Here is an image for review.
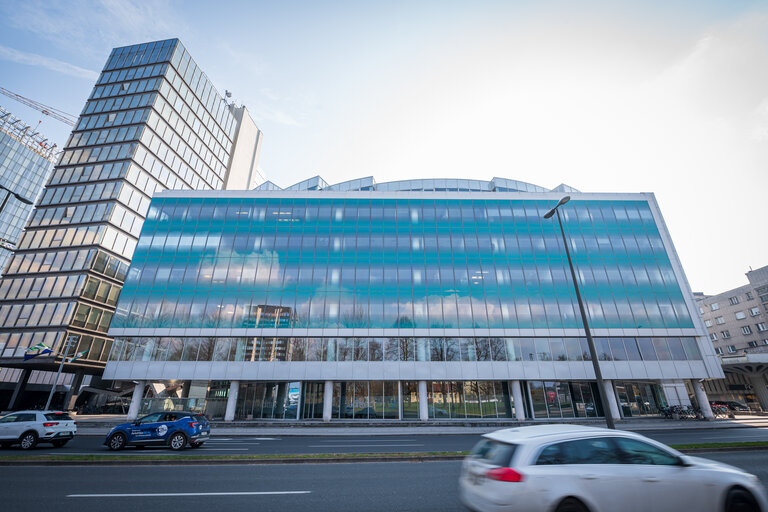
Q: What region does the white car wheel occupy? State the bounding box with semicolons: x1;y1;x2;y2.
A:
19;432;38;450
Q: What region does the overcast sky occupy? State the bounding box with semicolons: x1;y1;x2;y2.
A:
0;0;766;295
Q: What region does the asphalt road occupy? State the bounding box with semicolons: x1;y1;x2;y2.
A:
0;427;766;456
1;452;767;512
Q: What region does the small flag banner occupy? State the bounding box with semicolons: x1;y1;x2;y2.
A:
67;350;88;363
24;348;52;360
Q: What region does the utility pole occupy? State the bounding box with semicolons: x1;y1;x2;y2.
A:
544;197;616;429
44;335;77;411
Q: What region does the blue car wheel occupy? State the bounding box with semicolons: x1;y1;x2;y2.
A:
168;431;187;451
108;432;127;451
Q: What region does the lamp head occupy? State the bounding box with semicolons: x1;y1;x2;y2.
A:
543;196;571;219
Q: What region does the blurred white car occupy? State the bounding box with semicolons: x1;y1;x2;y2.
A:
0;410;77;449
459;424;766;512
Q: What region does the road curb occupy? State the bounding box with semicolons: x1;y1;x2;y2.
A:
1;446;767;466
676;445;768;453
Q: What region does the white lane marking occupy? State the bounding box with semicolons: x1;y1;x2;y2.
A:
205;442;261;445
208;438;280;441
63;449;251;455
307;444;424;448
67;491;311;498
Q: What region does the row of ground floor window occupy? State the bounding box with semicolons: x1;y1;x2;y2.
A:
130;379;708;421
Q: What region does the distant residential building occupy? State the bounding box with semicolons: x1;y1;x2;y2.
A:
0;38;263;411
0;106;57;274
696;264;768;411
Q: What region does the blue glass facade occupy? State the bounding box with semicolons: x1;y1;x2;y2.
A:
113;196;693;331
105;181;723;421
0;107;56;274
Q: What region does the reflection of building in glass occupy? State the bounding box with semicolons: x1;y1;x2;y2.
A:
0;39;263;411
246;305;292;328
106;176;723;421
0;106;57;274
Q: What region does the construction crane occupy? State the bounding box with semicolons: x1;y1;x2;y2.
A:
0;87;77;127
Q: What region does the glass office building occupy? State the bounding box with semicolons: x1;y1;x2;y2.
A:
105;176;723;421
0;39;262;411
0;106;57;275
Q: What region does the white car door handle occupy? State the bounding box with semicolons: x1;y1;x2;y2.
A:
642;477;660;483
580;474;599;480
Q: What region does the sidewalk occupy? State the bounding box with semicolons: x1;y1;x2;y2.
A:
70;414;768;437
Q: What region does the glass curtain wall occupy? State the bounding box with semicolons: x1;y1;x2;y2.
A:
427;381;512;419
235;382;298;419
114;197;697;333
528;381;603;419
614;381;666;417
301;382;325;419
332;381;399;419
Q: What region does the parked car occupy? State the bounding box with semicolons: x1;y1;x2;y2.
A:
0;410;77;449
459;424;767;512
710;400;751;412
104;411;210;451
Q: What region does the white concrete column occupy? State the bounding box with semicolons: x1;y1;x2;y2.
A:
322;381;334;422
510;380;526;420
64;370;85;411
126;380;146;421
691;380;714;420
602;380;622;421
751;376;768;412
418;380;429;421
224;380;239;422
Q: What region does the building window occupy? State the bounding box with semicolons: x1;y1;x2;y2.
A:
715;316;725;325
704;319;713;327
715;347;724;355
758;322;767;332
727;345;737;353
748;341;758;348
735;311;746;320
721;330;731;339
711;303;720;311
746;292;754;300
763;339;768;345
742;326;753;335
698;307;704;315
729;296;740;305
709;332;718;341
751;307;761;317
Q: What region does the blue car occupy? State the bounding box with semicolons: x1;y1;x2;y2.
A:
104;411;211;451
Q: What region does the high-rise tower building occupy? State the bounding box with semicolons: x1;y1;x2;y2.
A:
0;106;57;274
0;39;263;409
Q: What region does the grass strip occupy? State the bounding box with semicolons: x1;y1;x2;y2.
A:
0;450;472;463
670;441;768;450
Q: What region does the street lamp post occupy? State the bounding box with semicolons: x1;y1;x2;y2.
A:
44;335;77;411
544;196;616;429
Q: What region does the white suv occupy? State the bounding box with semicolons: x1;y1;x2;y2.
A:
0;411;77;450
460;424;767;512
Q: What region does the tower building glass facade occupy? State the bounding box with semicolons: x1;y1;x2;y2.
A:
0;106;57;274
0;39;262;381
105;176;724;421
